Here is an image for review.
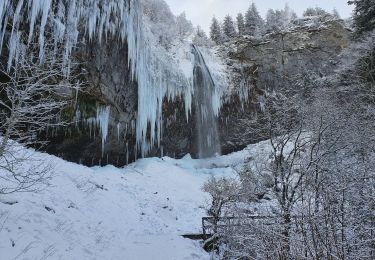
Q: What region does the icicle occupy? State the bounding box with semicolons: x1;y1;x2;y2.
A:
258;95;266;112
6;0;24;70
125;142;129;165
0;15;8;54
117;123;121;142
96;106;111;157
38;0;52;62
0;0;9;27
7;31;21;71
74;108;81;127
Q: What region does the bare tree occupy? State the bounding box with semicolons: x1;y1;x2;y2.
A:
0;44;80;194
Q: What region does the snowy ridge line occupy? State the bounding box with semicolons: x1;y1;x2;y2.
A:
0;0;228;158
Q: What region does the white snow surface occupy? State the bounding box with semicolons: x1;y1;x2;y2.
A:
0;141;272;259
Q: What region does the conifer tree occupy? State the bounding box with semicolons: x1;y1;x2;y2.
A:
265;9;278;33
210;17;223;44
245;3;264;36
193;26;211;47
176;12;193;40
349;0;375;37
303;7;329;17
237;13;246;36
222;15;237;39
265;5;297;33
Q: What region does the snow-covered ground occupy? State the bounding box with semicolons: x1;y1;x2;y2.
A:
0;141;273;260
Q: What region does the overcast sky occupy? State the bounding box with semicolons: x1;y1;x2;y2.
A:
164;0;353;32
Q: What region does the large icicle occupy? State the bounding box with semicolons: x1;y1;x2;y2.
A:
96;106;111;156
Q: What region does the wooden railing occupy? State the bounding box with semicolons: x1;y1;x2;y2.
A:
202;215;302;235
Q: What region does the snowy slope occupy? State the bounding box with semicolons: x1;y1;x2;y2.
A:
0;143;261;260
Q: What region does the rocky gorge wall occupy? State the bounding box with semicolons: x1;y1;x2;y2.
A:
219;18;351;153
43;18;352;166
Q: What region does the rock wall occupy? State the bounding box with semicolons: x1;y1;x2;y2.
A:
219;19;351;153
44;19;352;165
44;40;139;166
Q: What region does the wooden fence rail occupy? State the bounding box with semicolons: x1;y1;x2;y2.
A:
202;215;303;235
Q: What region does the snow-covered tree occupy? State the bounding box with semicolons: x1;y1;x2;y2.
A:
0;41;80;194
210;17;223;44
193;26;211;47
143;0;177;47
265;9;278;33
245;3;264;36
176;12;194;40
303;7;317;17
265;9;285;32
303;7;330;17
349;0;375;36
222;15;237;40
265;5;297;33
236;13;246;36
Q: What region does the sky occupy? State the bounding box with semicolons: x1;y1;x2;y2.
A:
164;0;354;33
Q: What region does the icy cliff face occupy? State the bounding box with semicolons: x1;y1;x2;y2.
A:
0;0;228;158
218;19;351;154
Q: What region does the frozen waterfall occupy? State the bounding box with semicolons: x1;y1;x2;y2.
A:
0;0;227;159
192;45;221;158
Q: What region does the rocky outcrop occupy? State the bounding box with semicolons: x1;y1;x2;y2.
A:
219;18;351;153
44;40;139;166
44;18;352;165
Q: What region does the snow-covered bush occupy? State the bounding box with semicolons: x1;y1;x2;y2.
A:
203;177;239;225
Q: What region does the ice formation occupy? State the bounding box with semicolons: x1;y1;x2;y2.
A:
0;0;227;158
96;106;111;156
192;45;221;158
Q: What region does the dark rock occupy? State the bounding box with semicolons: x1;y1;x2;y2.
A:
45;206;55;214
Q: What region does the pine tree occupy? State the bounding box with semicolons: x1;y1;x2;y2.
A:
176;12;193;40
222;15;237;39
210;17;223;44
265;5;296;33
245;3;264;36
349;0;375;37
237;13;246;36
265;9;279;33
303;7;329;17
303;7;317;17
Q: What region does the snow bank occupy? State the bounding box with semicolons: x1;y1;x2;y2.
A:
0;141;264;259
